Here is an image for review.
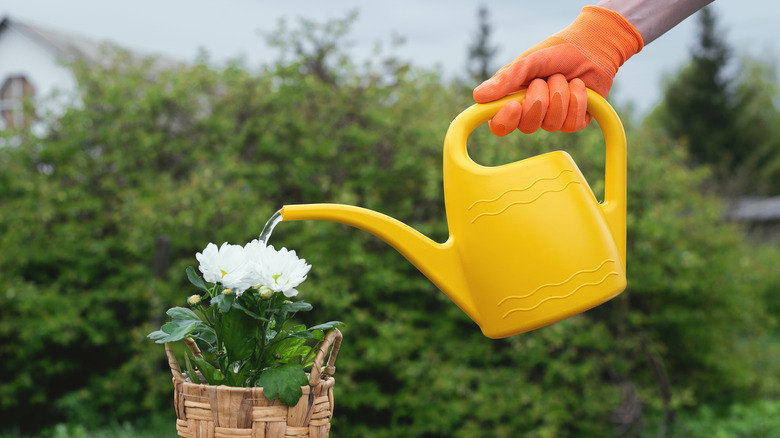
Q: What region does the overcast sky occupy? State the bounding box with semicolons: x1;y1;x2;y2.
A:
2;0;779;116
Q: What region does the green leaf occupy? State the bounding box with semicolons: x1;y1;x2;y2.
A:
166;307;202;323
193;325;217;346
264;335;308;365
225;360;255;387
281;301;313;313
255;363;308;406
221;309;256;362
232;301;268;321
210;293;235;313
147;330;168;341
186;266;210;293
290;330;315;339
182;351;203;383
152;321;201;343
306;321;344;332
191;355;225;385
302;346;318;369
281;320;301;331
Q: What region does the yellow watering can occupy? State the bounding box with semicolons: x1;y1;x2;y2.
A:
281;89;627;339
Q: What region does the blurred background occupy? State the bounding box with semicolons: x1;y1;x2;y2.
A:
1;1;780;437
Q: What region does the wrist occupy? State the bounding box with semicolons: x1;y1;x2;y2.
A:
557;6;644;75
598;0;714;44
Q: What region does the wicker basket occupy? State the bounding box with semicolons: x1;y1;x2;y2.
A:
165;329;342;438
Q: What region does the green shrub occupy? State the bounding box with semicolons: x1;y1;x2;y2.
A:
675;399;780;438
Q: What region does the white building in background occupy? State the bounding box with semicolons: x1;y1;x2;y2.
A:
0;15;114;130
0;15;179;131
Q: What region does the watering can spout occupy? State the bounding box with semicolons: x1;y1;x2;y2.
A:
280;204;478;320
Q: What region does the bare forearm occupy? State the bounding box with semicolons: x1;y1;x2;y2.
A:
597;0;715;44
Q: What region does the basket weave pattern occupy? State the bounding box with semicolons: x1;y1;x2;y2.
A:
165;329;342;438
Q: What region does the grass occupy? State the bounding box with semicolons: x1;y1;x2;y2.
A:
5;399;780;437
0;414;178;438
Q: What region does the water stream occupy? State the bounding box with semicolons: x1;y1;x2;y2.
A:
259;209;283;245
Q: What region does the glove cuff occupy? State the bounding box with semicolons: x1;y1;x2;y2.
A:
556;6;644;76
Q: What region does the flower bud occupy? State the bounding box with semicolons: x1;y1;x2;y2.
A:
222;289;233;295
257;285;273;300
187;295;202;306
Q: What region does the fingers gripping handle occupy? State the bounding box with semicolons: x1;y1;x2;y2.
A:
445;89;627;263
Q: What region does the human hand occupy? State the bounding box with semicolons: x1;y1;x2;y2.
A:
473;6;643;135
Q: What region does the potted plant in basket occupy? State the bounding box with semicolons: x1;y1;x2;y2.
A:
149;239;343;437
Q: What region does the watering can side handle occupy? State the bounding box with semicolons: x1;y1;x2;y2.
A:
444;89;627;264
584;89;627;264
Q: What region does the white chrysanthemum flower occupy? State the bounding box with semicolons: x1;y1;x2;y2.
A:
244;238;268;260
195;242;253;294
243;239;269;287
196;243;223;284
256;245;311;297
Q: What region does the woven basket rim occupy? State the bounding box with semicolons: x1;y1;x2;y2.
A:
175;374;335;394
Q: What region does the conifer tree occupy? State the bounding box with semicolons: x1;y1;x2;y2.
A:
467;5;498;83
657;7;737;170
653;6;780;194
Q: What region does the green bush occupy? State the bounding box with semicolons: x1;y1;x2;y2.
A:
675;399;780;438
0;413;176;438
1;16;779;437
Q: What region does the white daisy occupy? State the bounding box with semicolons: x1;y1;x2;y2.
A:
243;239;269;287
195;242;253;294
256;245;311;297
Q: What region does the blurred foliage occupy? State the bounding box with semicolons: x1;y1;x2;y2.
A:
673;399;780;438
650;6;780;195
1;12;780;438
0;413;175;438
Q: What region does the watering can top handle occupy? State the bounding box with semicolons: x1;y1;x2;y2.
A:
446;88;626;162
446;88;624;140
445;88;627;207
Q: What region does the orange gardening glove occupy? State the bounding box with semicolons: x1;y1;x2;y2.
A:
473;6;644;135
